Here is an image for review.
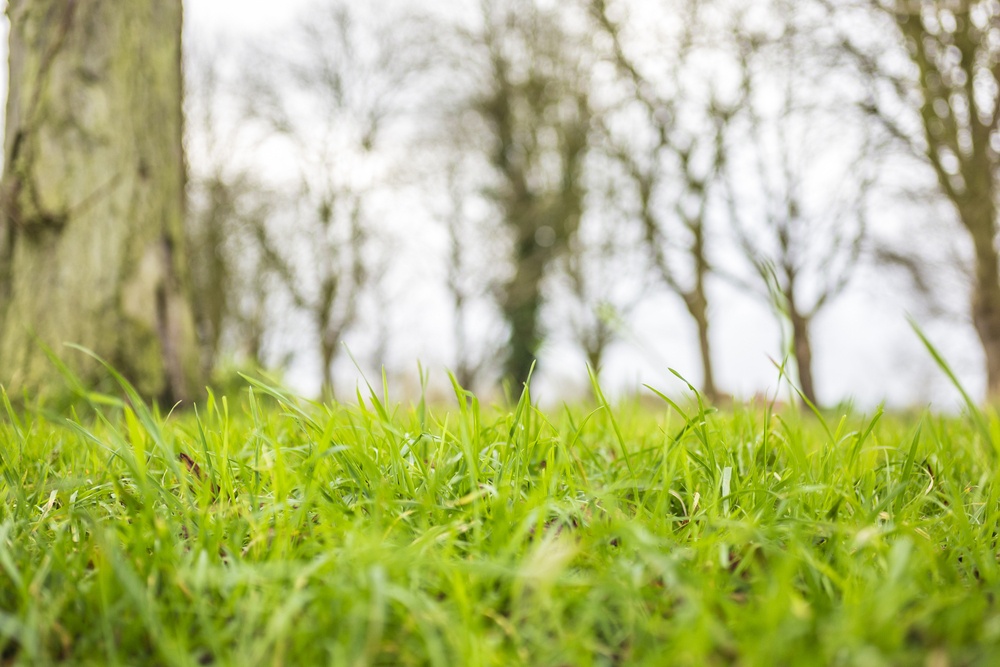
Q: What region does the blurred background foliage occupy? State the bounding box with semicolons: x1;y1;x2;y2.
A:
20;0;999;407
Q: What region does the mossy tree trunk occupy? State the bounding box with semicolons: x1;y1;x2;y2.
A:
0;0;201;403
894;6;1000;400
472;2;592;389
501;227;549;387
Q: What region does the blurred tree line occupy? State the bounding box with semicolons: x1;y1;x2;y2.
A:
3;0;996;406
182;0;1000;405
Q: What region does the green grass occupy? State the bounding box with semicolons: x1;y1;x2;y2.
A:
1;374;1000;666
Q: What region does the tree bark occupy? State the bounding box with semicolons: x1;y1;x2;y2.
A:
0;0;201;403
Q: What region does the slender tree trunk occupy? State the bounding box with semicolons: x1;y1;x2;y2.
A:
320;334;337;401
962;197;1000;401
501;241;545;388
0;0;201;403
694;224;718;402
695;313;718;404
682;291;719;403
683;222;720;402
788;308;818;407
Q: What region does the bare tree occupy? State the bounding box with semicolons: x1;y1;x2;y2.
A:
451;0;596;388
829;0;1000;399
589;0;741;402
720;0;876;407
238;1;423;398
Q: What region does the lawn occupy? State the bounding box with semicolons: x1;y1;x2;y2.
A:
1;372;999;666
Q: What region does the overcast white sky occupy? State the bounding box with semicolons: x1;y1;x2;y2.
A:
176;2;984;409
187;0;314;38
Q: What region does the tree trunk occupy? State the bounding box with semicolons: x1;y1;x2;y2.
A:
0;1;201;403
501;240;545;388
887;10;1000;402
789;308;818;407
686;221;720;402
681;290;719;403
694;311;719;404
962;197;1000;401
320;324;337;400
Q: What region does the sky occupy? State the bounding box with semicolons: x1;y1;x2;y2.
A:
186;1;316;37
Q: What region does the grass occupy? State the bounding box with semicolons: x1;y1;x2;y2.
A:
1;372;1000;666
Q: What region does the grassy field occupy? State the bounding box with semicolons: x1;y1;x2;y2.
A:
1;371;999;666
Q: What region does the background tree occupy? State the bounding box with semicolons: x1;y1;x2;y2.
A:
590;0;739;401
553;157;646;379
0;0;201;402
454;0;596;388
721;1;876;406
238;0;423;398
830;0;1000;398
185;41;273;375
435;157;505;391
